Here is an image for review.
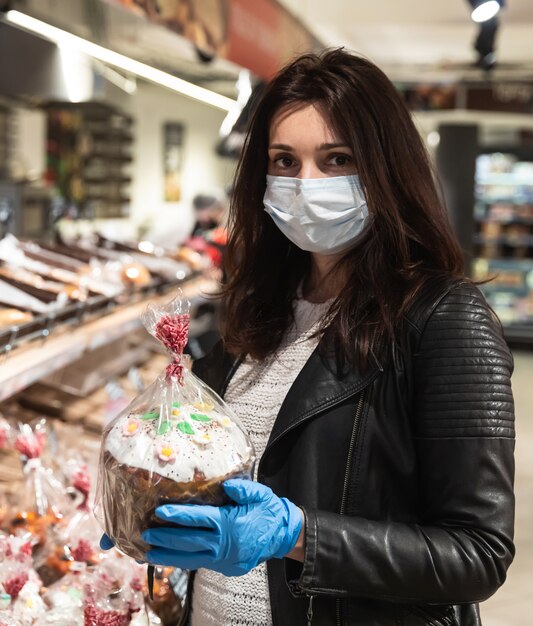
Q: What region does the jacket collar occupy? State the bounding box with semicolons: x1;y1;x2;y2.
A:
266;335;383;450
199;333;383;451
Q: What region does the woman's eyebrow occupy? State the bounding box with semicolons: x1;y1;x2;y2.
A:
318;142;350;150
269;142;350;151
269;143;293;150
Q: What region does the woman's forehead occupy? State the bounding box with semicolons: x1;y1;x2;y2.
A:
269;103;342;145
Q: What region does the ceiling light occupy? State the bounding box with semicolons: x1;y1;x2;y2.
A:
427;131;440;148
4;10;237;111
469;1;503;23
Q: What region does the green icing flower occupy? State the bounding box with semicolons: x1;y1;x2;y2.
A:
191;413;211;423
157;421;172;436
141;411;159;421
177;422;195;435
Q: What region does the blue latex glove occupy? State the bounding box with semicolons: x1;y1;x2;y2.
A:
142;479;303;576
99;534;115;550
99;533;146;564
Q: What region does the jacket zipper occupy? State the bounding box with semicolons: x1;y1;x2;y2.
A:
336;390;366;626
307;594;314;626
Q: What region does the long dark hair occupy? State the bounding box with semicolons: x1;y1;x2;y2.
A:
221;48;464;366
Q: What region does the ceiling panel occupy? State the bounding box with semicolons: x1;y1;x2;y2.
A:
279;0;533;79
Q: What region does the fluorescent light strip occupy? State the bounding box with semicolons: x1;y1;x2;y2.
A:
5;10;237;111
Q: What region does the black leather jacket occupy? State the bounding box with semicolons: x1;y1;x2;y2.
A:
183;279;515;626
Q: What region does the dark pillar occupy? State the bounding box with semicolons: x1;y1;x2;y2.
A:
435;123;478;276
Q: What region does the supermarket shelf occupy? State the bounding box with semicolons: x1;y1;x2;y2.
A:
86;153;133;163
0;275;217;402
473;234;533;246
474;216;533;225
503;324;533;344
476;197;533;206
477;174;533;186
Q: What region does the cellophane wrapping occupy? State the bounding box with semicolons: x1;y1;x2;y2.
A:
0;534;45;625
95;293;255;561
35;461;102;586
8;422;71;548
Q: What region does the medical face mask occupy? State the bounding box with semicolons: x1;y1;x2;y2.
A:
263;175;370;255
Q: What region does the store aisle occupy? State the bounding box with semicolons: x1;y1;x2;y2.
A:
482;350;533;626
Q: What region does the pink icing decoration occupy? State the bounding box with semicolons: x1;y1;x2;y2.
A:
14;431;46;459
73;465;91;511
156;442;177;463
71;538;93;563
84;603;132;626
122;419;140;437
17;542;32;562
155;313;190;385
3;572;29;599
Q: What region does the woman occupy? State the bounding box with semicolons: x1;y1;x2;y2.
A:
141;49;515;625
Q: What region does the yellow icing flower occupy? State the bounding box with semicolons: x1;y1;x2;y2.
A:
193;432;213;445
194;401;214;412
123;419;140;437
156;442;177;463
172;408;181;417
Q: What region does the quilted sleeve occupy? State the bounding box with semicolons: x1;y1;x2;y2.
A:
411;281;515;599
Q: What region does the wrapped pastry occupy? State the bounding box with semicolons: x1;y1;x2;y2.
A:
40;555;146;626
36;463;101;586
9;423;71;547
0;308;33;330
83;557;145;626
0;534;45;625
96;293;255;562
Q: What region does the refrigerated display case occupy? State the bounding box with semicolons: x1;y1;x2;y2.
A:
473;150;533;342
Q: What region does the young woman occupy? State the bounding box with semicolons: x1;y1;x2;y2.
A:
141;49;515;625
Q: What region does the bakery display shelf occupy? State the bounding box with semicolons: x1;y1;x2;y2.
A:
477;174;533;186
474;234;533;246
476;196;533;204
0;294;113;354
475;215;533;225
83;175;132;184
474;256;533;343
502;323;533;344
40;343;151;398
87;129;134;142
83;193;131;203
85;152;133;163
0;274;217;403
0;272;180;356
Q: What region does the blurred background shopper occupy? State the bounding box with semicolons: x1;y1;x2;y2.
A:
140;49;515;626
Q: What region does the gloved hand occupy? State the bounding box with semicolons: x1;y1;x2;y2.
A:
99;534;114;550
99;533;146;564
142;479;303;576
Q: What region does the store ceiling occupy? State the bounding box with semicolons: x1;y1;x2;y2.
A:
278;0;533;81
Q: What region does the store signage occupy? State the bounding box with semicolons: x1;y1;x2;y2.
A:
398;81;533;114
111;0;318;80
226;0;280;79
466;83;533;114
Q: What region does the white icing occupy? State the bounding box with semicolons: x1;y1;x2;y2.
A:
104;405;253;483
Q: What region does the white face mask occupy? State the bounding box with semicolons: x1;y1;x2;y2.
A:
263;175;370;255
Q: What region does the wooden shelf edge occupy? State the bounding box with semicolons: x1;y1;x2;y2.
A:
0;276;217;402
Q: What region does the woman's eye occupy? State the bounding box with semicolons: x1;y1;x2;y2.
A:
274;156;296;169
327;154;352;167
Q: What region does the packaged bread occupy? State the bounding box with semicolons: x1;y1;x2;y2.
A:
95;293;255;562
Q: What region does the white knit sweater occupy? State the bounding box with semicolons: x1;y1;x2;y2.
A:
190;296;331;626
